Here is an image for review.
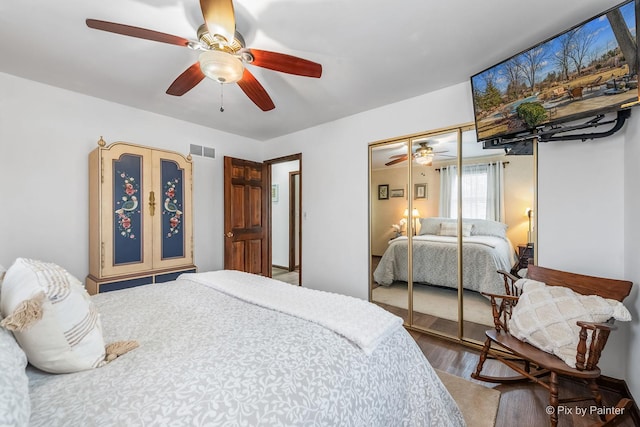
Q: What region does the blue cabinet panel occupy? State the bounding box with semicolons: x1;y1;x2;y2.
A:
113;154;144;265
156;269;196;283
160;159;186;260
100;276;153;293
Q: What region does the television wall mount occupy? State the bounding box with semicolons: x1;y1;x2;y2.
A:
483;108;633;153
536;108;631;142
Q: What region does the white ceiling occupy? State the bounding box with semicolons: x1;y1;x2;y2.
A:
0;0;623;141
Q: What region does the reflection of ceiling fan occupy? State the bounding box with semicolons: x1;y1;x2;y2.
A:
385;142;453;166
86;0;322;111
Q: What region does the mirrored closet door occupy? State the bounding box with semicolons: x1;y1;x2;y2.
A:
409;129;460;339
369;139;411;324
458;129;536;343
369;123;536;343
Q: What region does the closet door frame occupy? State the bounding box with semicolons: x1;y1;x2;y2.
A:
368;122;537;346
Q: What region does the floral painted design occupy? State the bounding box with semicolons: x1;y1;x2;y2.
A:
163;178;182;238
115;171;139;239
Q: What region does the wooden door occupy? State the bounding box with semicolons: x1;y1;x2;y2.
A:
223;156;269;275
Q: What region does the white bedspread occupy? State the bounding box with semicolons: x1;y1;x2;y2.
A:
180;270;403;355
373;234;516;295
26;272;465;427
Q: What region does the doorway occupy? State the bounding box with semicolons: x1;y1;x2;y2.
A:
266;154;302;285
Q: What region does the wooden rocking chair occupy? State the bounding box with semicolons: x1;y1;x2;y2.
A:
472;265;634;426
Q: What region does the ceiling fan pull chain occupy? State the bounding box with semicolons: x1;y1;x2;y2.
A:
219;83;225;112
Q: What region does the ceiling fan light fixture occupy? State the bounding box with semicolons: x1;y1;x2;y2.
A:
415;153;434;165
199;50;244;83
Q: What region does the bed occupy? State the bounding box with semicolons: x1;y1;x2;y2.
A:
0;260;465;427
373;217;517;296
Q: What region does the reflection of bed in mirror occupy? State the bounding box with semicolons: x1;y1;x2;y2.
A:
373;217;517;296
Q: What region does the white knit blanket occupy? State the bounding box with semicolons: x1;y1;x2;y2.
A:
178;270;403;355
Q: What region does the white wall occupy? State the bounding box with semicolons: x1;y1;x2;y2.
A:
263;82;475;298
537;136;626;274
623;111;640;403
0;72;263;280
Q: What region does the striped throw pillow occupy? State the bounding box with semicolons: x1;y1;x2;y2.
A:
0;258;106;373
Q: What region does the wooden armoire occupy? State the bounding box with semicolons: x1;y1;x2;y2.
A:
86;138;195;294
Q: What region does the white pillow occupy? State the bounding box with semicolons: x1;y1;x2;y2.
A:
418;217;445;235
468;219;508;239
509;279;631;368
0;319;30;427
438;222;473;237
0;258;106;373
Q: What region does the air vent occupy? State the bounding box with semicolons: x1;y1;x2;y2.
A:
189;144;215;159
203;147;215;158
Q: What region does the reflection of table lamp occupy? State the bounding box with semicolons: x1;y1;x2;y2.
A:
526;208;533;244
403;208;421;235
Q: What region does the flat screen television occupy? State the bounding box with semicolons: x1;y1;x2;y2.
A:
471;0;638;143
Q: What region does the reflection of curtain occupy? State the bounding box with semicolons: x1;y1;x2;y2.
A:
486;161;505;222
440;162;505;221
439;165;456;217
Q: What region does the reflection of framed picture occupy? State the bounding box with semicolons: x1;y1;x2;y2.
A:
390;188;404;198
378;184;389;200
271;184;279;202
414;183;427;199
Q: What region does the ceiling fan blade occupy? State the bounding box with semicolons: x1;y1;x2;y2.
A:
237;69;275;111
385;156;408;166
86;19;190;47
248;49;322;78
200;0;236;45
389;154;407;159
166;63;206;96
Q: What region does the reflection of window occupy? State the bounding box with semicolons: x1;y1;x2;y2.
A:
440;162;504;221
450;164;489;219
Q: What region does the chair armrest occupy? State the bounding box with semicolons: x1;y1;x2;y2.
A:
576;320;617;332
575;320;617;370
497;269;519;282
480;293;520;331
480;292;519;302
496;270;521;295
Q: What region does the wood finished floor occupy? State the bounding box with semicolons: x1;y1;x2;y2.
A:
411;330;635;427
272;267;300;285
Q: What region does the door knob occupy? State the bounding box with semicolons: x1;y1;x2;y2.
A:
225;231;234;238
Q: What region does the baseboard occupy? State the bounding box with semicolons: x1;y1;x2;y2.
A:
596;376;640;426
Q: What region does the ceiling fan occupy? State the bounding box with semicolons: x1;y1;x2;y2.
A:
86;0;322;111
385;141;453;166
